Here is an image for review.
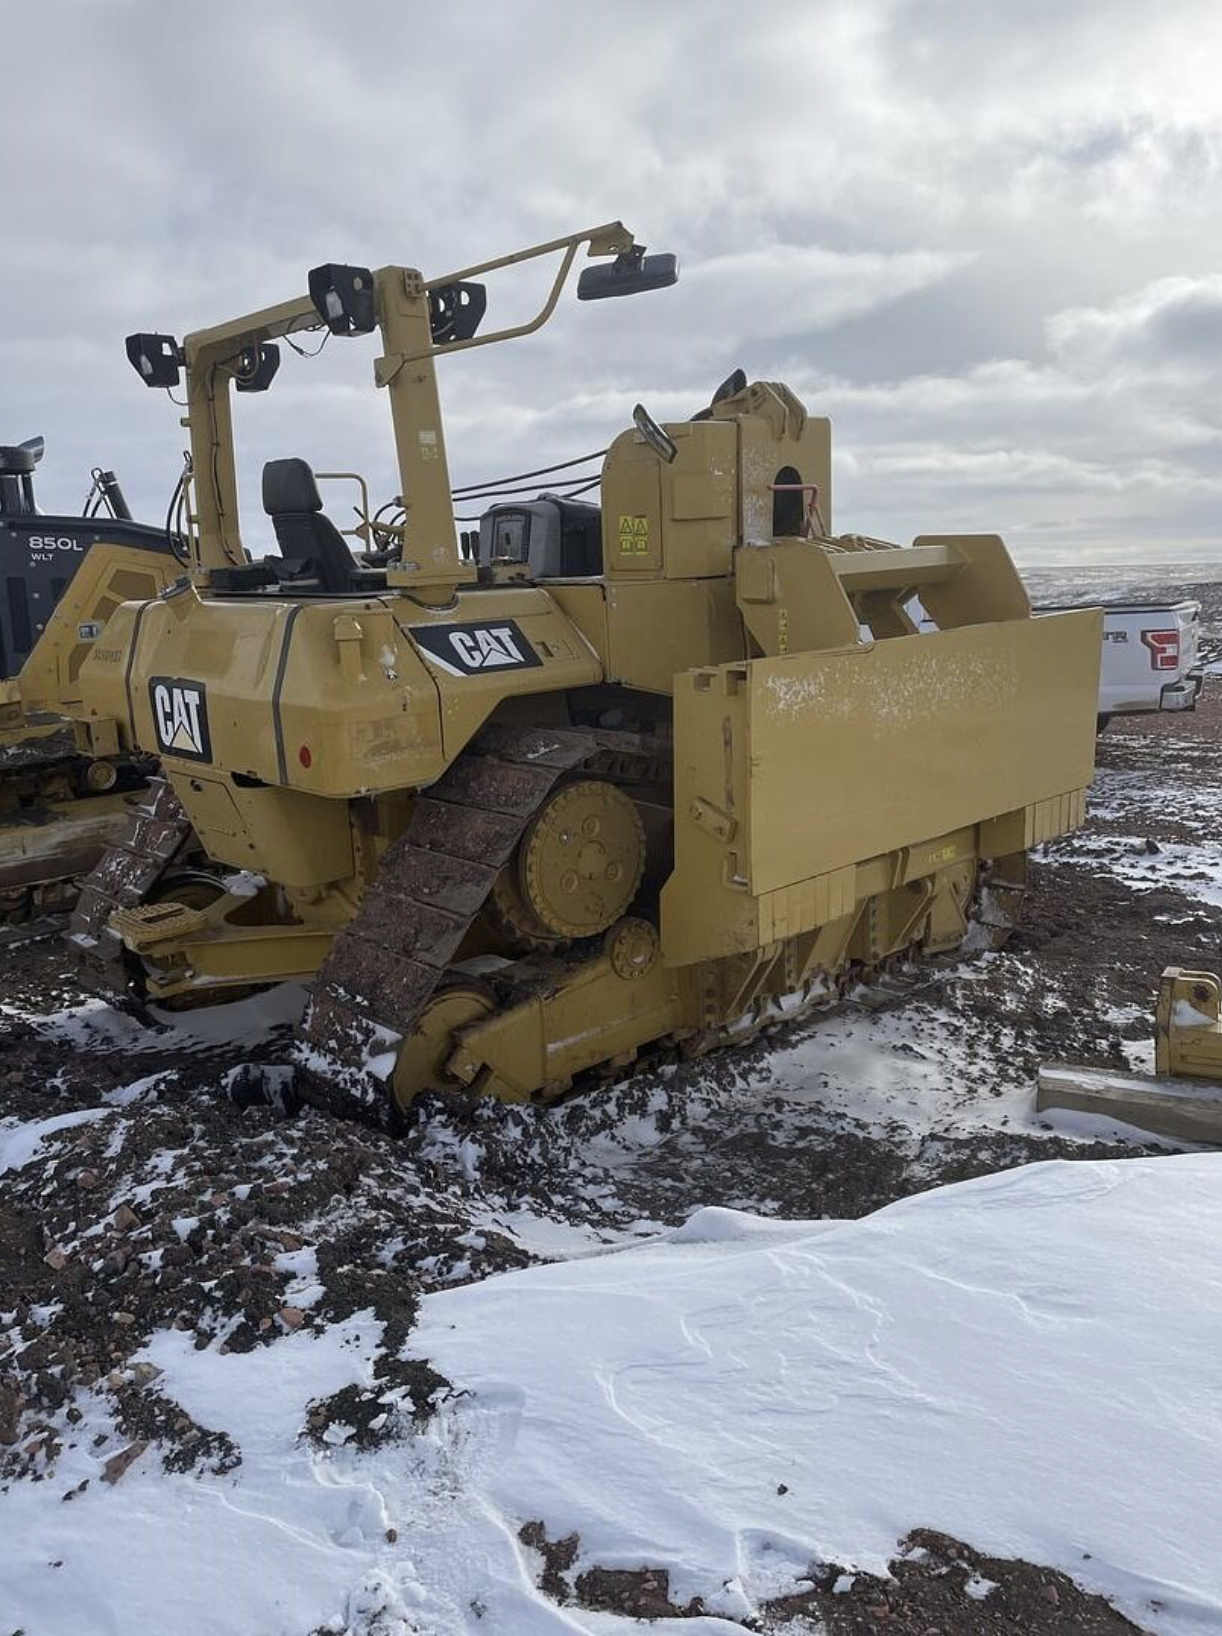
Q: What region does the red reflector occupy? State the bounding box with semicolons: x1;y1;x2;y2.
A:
1140;629;1180;671
298;745;313;768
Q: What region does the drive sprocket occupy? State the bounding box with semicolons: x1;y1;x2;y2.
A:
518;779;645;941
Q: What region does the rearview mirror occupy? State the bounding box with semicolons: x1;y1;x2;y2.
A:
632;403;678;464
578;248;679;302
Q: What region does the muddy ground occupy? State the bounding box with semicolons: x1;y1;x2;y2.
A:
1;571;1219;1634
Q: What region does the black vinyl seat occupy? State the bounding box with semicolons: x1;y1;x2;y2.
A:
262;458;361;594
206;459;389;597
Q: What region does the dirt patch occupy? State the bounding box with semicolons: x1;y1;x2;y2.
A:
519;1520;708;1619
111;1384;239;1477
765;1528;1150;1633
0;1076;535;1485
516;1521;1151;1632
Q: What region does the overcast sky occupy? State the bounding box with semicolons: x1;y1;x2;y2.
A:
4;0;1222;564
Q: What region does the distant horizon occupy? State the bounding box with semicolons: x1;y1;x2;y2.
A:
1020;557;1222;575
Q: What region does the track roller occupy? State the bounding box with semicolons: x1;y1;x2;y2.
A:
391;982;497;1114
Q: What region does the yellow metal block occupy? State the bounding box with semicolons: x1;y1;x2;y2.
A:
1157;968;1222;1081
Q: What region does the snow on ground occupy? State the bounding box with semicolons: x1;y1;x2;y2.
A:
0;1106;110;1174
0;982;307;1055
1044;712;1222;909
1048;832;1222;908
4;1153;1220;1635
1;1314;395;1636
408;1156;1222;1634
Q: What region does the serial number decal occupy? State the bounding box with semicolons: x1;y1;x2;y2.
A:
409;619;543;678
149;676;212;762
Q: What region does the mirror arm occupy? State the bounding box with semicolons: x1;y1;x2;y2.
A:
423;221;633;289
388;241;582;369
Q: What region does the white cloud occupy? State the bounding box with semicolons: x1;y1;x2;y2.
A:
681;244;973;343
2;0;1221;564
1049;275;1222;372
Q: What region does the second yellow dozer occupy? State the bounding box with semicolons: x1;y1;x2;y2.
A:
1;536;182;929
67;222;1102;1122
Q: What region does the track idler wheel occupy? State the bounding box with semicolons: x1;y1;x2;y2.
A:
391;982;496;1115
1;885;31;929
517;779;646;941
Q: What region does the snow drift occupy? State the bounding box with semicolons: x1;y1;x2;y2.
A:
3;1151;1219;1634
409;1152;1221;1633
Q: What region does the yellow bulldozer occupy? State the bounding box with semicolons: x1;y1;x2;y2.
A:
0;453;185;931
64;222;1102;1121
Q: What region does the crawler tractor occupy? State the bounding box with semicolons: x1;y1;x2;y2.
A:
0;436;177;676
0;444;183;928
68;223;1102;1119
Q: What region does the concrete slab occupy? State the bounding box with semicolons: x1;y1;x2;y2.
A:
1038;1061;1222;1145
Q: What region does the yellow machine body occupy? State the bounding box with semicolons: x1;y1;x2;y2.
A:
68;226;1102;1117
0;541;180;921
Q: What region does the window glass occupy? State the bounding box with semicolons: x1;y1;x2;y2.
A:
491;512;530;562
772;466;805;537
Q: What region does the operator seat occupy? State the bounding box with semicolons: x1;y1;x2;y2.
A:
262;458;359;594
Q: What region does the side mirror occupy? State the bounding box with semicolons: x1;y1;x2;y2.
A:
712;367;747;405
233;342;281;394
308;263;377;335
691;367;748;421
578;247;679;302
125;333;184;389
632;403;678;464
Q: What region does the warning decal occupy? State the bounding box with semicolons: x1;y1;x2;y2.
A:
617;514;650;554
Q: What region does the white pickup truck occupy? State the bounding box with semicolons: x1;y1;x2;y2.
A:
1041;599;1204;728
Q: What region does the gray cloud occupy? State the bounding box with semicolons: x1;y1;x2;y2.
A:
3;0;1221;564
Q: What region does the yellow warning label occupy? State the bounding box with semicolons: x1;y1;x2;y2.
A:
618;514;650;554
